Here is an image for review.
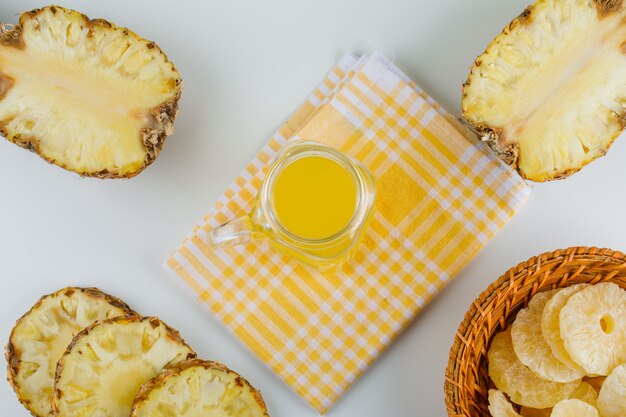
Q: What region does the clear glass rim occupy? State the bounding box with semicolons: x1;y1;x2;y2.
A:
260;141;370;245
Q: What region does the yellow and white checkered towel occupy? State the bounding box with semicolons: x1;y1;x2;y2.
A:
166;52;529;414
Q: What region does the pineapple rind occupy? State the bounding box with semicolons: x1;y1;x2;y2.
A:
5;287;135;417
131;359;269;417
0;6;181;178
51;316;195;417
463;0;626;181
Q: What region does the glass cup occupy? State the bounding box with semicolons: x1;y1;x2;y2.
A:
208;140;376;269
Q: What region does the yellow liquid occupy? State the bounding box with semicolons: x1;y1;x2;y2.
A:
272;155;358;240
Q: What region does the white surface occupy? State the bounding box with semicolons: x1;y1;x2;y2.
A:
1;1;625;416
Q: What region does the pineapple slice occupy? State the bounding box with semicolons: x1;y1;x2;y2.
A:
5;287;135;417
0;6;181;178
488;329;579;408
559;283;626;375
597;363;626;417
51;316;195;417
463;0;626;181
131;359;269;417
550;399;598;417
488;389;522;417
511;290;583;383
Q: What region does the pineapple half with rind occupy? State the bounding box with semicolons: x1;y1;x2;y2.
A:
5;287;135;417
51;316;195;417
462;0;626;181
131;359;269;417
0;5;181;178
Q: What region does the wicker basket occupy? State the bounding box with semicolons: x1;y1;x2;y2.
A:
444;246;626;417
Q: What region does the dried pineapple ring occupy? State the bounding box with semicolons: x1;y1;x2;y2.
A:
488;329;579;408
519;382;597;417
571;382;599;407
541;284;588;374
512;290;583;382
560;283;626;375
131;359;269;417
52;316;195;417
550;399;598;417
597;363;626;417
5;287;135;417
488;390;522;417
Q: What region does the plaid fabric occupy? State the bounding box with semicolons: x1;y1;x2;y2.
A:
166;52;529;414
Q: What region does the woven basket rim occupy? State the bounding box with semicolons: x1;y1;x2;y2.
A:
444;246;626;417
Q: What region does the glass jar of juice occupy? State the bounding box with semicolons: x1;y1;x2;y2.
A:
208;140;376;269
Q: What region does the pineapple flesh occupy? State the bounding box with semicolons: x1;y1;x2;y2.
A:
463;0;626;181
51;316;194;417
5;287;135;417
0;6;181;177
131;359;269;417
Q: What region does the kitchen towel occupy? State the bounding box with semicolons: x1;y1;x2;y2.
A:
166;52;530;414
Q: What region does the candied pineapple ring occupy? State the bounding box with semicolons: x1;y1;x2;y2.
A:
488;329;578;408
512;290;583;382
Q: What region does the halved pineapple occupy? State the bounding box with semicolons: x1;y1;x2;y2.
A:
0;6;181;177
51;316;195;417
463;0;626;181
5;287;135;417
131;359;269;417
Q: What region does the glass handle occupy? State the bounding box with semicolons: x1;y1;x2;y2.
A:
207;215;254;248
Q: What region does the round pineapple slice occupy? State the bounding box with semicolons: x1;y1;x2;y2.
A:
560;283;626;375
51;316;195;417
512;290;583;382
488;329;579;408
488;390;522;417
5;287;135;417
462;0;626;181
597;363;626;417
131;359;269;417
0;5;181;178
550;399;598;417
541;284;588;374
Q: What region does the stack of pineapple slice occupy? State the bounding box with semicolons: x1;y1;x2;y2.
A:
487;283;626;417
463;0;626;181
0;5;181;178
5;287;269;417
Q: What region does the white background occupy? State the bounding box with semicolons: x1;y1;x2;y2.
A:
1;1;625;416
